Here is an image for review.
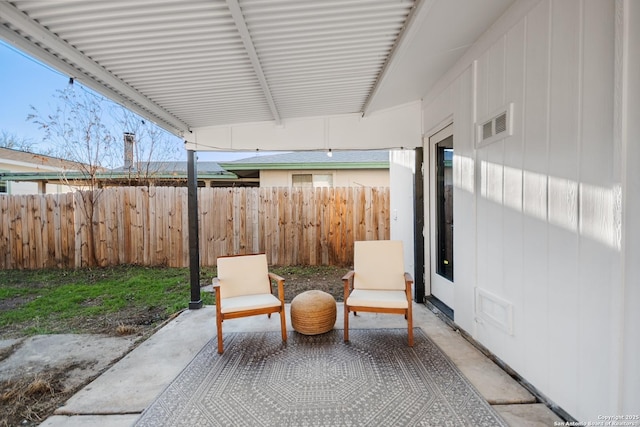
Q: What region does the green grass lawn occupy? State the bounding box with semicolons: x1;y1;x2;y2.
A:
0;266;217;337
0;264;345;338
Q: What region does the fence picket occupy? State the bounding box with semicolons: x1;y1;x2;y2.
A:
0;196;9;267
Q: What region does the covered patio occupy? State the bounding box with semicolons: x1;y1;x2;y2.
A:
0;0;482;307
42;302;560;426
2;0;639;425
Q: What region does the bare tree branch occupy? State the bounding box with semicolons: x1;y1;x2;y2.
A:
27;84;184;265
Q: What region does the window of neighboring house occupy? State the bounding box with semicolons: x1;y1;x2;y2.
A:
0;172;7;193
292;173;333;188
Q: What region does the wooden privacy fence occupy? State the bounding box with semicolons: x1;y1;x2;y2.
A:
0;186;390;270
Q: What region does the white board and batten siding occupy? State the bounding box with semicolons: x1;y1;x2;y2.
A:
389;149;416;276
422;0;637;421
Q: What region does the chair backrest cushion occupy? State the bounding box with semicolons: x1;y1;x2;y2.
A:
353;240;405;290
217;254;270;298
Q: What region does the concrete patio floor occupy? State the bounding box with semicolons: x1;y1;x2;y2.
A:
41;303;563;427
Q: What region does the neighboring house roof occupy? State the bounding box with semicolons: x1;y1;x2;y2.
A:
1;161;237;183
110;161;235;177
1;152;388;186
0;146;87;171
220;150;390;171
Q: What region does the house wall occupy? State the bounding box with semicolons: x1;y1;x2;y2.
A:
618;0;640;413
421;0;635;421
259;169;389;188
2;180;76;195
0;161;75;194
4;182;80;195
0;162;43;195
1;178;37;194
389;149;416;275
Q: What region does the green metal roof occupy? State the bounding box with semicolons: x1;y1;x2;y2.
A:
219;150;389;171
1;152;390;182
110;161;230;175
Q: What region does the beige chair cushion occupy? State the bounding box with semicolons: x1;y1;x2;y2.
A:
217;254;270;299
346;289;409;309
220;293;282;314
353;240;405;290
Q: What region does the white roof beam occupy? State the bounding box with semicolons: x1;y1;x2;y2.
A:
0;2;190;136
226;0;281;125
363;0;430;116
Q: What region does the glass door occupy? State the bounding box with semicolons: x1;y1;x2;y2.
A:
429;124;454;311
436;137;454;282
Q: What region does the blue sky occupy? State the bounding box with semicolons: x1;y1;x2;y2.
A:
0;41;255;162
0;41;65;147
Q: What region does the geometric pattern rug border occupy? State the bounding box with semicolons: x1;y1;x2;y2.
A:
134;328;508;427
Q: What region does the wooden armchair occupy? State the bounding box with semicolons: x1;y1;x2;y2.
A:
213;253;287;354
343;240;414;346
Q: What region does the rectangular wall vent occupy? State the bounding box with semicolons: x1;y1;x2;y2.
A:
475;287;514;335
476;103;513;147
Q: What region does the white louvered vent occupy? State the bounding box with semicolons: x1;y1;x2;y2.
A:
476;103;513;146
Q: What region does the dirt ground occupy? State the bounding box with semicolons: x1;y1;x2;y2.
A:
0;267;347;427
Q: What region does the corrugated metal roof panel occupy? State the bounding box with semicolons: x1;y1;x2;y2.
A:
242;0;413;118
2;0;417;131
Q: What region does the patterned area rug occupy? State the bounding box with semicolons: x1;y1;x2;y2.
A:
135;329;507;426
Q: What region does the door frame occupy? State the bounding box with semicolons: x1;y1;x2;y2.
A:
427;122;455;311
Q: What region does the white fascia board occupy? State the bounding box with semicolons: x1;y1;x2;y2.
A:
187;101;423;152
0;159;73;172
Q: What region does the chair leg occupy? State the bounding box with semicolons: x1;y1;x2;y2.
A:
279;308;287;342
407;308;414;347
216;317;224;354
344;304;350;342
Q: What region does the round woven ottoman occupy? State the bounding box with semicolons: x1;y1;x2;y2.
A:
290;290;337;335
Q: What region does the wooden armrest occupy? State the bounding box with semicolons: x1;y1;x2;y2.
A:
342;271;355;289
268;272;286;301
342;270;355;281
212;277;221;307
404;272;413;301
343;270;355;302
268;272;285;283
